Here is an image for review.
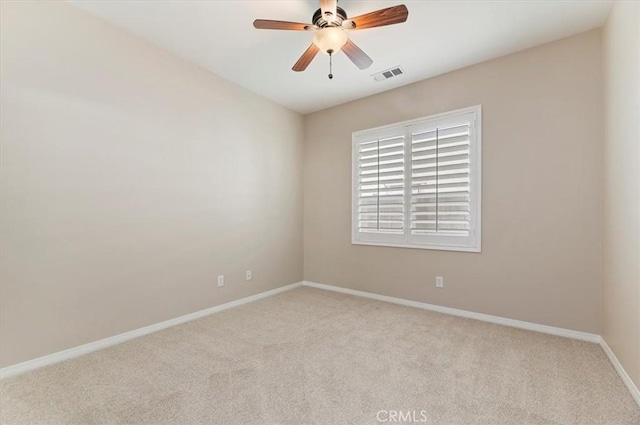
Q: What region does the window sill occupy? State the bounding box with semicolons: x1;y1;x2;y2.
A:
351;240;481;253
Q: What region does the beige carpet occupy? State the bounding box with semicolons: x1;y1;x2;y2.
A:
1;286;639;425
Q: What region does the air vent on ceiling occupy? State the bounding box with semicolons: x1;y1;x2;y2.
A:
373;66;404;82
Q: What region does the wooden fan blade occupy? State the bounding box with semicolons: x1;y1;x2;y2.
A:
342;39;373;70
347;5;408;30
253;20;315;31
293;44;320;72
320;0;337;21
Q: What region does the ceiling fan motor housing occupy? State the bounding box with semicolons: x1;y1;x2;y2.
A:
312;6;348;27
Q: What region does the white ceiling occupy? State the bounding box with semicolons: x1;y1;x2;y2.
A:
69;0;612;114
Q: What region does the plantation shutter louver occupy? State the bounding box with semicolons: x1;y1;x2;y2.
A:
354;128;406;243
410;122;471;236
352;106;480;251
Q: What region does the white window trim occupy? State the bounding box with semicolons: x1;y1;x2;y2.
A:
351;105;482;253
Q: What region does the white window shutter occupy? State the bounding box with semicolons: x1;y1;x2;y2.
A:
352;106;481;251
353;129;407;244
410;120;472;237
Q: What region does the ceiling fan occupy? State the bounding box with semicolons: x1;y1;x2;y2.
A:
253;0;409;79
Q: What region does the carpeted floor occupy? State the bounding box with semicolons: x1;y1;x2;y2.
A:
1;286;639;425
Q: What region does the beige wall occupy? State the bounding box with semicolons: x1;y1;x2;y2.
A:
0;1;303;368
602;1;640;389
304;30;603;333
0;0;621;374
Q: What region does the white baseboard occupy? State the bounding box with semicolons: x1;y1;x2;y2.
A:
302;281;601;343
4;279;638;409
600;338;640;407
0;281;303;380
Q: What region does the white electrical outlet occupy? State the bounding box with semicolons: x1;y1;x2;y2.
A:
436;276;444;288
217;275;225;287
246;270;252;281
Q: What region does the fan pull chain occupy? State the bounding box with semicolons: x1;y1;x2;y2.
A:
328;50;334;79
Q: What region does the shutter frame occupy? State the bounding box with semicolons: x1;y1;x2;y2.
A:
352;105;481;252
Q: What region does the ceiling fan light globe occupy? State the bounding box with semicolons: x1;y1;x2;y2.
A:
313;27;348;54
